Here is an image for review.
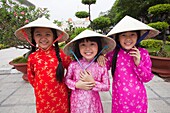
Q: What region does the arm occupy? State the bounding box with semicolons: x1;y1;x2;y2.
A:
60;49;72;69
133;48;154;83
97;51;114;70
97;54;107;67
91;67;110;91
64;63;77;90
27;55;35;87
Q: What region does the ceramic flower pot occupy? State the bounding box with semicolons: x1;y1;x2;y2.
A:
9;61;28;81
150;55;170;77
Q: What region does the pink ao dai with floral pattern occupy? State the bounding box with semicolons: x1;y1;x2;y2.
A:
65;58;110;113
106;48;154;113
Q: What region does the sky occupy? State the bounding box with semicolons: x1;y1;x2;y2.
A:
27;0;116;21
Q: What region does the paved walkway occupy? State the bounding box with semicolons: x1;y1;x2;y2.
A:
0;47;170;113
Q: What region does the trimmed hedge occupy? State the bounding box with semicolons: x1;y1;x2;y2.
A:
140;39;170;48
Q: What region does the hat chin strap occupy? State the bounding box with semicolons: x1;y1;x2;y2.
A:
53;32;64;44
22;29;35;47
135;30;149;45
70;45;108;70
44;32;64;51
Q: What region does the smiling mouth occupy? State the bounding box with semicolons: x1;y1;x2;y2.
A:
124;41;133;46
84;51;94;55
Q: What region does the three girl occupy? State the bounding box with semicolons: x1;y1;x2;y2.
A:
15;17;72;113
63;29;116;113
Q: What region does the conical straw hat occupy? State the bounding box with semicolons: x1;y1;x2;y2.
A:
64;29;116;56
107;15;160;39
15;17;69;44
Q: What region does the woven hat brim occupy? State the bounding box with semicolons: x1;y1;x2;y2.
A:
107;15;160;39
63;30;116;56
14;18;69;44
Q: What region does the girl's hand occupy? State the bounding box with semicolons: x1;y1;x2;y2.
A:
80;70;95;84
129;46;141;66
75;80;95;90
97;55;107;66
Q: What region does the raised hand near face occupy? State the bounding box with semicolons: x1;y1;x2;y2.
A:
129;46;141;66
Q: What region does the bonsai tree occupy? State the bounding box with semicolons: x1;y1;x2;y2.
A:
75;0;96;29
147;4;170;57
92;16;111;34
148;22;169;57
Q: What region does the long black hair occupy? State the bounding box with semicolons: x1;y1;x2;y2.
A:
30;28;64;82
74;37;102;62
111;31;140;76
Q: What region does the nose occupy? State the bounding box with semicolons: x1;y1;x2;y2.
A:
126;35;132;40
85;46;90;50
40;35;47;40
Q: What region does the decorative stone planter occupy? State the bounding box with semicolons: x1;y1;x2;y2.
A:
9;61;28;81
150;55;170;77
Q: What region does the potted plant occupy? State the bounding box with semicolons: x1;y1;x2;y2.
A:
0;0;50;81
9;56;28;81
143;4;170;77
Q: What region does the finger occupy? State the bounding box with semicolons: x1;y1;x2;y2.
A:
86;70;91;76
83;70;88;74
86;83;95;87
80;74;84;78
80;71;85;76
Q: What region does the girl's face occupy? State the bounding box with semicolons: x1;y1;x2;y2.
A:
33;27;54;50
79;40;98;62
119;31;138;50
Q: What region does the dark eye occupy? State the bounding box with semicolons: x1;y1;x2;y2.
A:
46;33;51;36
91;43;95;45
131;33;136;36
35;33;41;36
120;34;126;37
80;43;85;46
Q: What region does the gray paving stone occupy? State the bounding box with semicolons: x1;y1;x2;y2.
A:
148;99;170;113
102;101;112;113
0;48;170;113
100;91;112;101
147;81;170;98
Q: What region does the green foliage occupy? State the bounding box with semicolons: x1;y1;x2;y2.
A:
82;0;96;5
11;56;27;63
140;39;163;48
168;35;170;41
148;22;169;31
108;0;169;24
70;28;90;40
0;0;50;49
59;42;66;49
140;39;170;57
147;3;170;57
92;16;111;33
75;11;89;18
148;4;170;15
0;44;9;50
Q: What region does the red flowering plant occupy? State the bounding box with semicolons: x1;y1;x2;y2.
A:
0;0;50;49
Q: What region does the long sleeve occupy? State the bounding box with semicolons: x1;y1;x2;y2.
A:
65;62;77;90
27;54;35;87
105;50;114;70
92;66;110;91
60;49;72;69
133;48;154;83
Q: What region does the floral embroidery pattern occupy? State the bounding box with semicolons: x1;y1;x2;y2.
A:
106;48;154;113
27;46;71;113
